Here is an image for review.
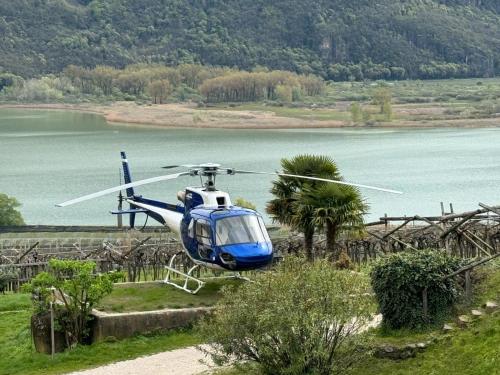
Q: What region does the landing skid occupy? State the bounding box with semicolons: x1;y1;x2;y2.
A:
163;253;205;294
206;272;252;283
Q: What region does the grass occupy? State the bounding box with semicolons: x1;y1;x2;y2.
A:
349;311;499;375
471;263;500;305
0;293;201;375
96;278;242;312
0;292;31;312
215;103;351;122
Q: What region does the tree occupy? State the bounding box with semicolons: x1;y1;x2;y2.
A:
199;256;374;375
147;79;172;104
0;193;25;226
116;70;150;96
372;88;393;121
1;1;500;79
234;197;256;210
296;184;368;260
382;99;393;121
372;88;392;113
350;102;363;123
275;84;293;103
266;155;340;260
0;73;23;92
90;66;117;96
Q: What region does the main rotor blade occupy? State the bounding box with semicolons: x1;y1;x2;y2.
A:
162;164;199;169
56;171;190;207
161;165;181;169
234;170;403;194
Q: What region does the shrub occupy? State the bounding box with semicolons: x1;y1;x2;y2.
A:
199;256;375;375
23;259;123;347
334;249;354;270
370;250;464;329
3;77;64;102
0;268;18;293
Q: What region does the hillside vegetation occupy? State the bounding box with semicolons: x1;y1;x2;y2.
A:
1;0;500;79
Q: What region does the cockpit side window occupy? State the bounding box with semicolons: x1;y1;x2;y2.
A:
188;219;195;238
195;219;212;245
258;216;271;243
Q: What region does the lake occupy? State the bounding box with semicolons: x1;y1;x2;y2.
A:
0;108;499;225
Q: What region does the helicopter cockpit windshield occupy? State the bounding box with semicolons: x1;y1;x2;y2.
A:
215;215;270;246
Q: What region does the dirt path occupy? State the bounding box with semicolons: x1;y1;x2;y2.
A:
66;345;216;375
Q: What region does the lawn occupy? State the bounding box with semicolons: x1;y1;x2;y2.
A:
0;292;31;312
96;278;242;312
0;293;201;375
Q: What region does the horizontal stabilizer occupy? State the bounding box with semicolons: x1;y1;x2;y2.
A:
110;208;148;215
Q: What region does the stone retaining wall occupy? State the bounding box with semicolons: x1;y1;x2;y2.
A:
90;307;212;342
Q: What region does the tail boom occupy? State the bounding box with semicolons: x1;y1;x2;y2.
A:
126;199;183;234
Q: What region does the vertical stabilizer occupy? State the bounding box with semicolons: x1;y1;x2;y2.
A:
120;151;136;228
120;151;135;197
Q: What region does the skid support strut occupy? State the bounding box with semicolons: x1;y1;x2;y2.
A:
163;253;205;294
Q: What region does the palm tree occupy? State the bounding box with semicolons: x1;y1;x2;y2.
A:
266;155;340;260
296;184;368;260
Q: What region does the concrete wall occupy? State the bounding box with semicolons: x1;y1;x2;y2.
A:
90;307;212;342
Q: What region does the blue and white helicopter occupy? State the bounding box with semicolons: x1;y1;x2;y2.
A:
57;152;401;293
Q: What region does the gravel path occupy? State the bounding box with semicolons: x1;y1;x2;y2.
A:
67;346;216;375
66;314;382;375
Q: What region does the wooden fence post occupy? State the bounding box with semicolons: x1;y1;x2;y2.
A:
465;269;472;303
422;287;428;321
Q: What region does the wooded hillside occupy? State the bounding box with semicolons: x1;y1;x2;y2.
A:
1;0;499;80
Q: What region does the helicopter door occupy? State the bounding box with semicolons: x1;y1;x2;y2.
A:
195;219;213;261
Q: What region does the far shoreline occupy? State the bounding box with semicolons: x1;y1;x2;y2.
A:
1;102;499;130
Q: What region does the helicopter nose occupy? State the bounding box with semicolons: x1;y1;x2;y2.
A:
219;242;273;270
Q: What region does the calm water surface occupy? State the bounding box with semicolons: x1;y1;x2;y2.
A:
0;109;499;225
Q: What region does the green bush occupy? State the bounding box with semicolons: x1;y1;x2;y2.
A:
0;268;18;293
199;256;375;375
370;250;464;329
23;259;123;347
